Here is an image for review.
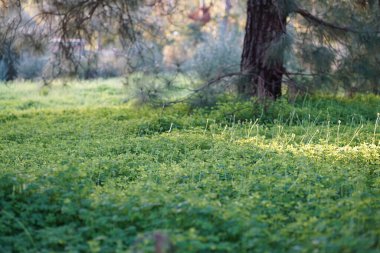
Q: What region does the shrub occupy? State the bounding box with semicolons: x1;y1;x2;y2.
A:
16;53;48;80
182;28;243;107
184;28;242;81
124;72;168;105
96;50;128;78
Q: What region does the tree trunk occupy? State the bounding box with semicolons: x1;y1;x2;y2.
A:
240;0;287;100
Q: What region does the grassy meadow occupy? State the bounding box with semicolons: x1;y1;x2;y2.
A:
0;79;379;252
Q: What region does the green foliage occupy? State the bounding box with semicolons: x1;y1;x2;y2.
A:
198;94;380;125
290;0;380;95
0;81;379;252
265;32;294;67
301;45;335;74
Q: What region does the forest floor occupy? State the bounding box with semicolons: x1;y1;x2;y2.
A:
0;80;379;252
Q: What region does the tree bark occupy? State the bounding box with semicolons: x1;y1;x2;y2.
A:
240;0;287;100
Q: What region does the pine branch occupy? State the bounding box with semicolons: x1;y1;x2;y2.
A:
295;8;359;33
190;72;242;93
160;72;243;106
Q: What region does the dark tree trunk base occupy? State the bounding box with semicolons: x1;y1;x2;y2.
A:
240;0;287;100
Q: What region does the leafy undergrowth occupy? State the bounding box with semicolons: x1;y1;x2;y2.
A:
0;81;379;252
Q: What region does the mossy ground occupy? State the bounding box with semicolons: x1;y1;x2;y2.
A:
0;80;379;252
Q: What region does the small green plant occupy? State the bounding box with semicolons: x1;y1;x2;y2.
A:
374;112;380;144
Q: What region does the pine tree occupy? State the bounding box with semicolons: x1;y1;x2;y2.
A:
240;0;380;100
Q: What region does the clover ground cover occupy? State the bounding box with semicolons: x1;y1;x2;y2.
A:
0;81;379;252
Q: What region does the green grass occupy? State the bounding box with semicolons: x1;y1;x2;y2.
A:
0;79;127;111
0;80;379;252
